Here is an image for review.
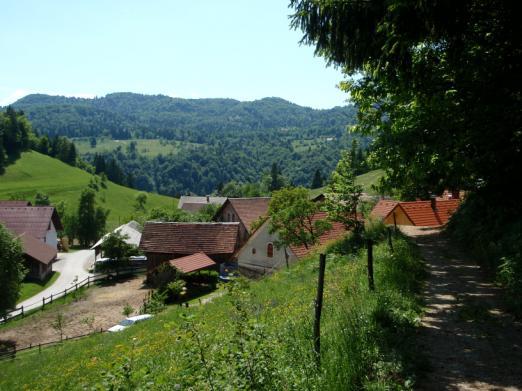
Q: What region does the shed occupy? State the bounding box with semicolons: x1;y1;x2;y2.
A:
91;220;142;259
169;253;217;274
371;199;460;227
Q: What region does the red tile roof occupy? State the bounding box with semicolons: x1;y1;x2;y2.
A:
0;206;63;239
226;198;271;232
289;211;348;259
399;199;460;226
371;200;399;220
140;222;239;255
18;233;57;265
169;252;216;274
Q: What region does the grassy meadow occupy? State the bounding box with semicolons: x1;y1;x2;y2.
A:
0;151;178;229
0;234;425;390
309;169;385;198
73;138;201;157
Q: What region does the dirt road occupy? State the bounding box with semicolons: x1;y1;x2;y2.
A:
402;226;522;390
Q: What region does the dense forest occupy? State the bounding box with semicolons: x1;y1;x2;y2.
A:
10;93;368;195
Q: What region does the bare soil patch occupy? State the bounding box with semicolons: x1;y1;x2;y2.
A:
0;276;150;348
402;226;522;390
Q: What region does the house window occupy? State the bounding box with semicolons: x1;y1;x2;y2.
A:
252;248;256;255
267;243;273;258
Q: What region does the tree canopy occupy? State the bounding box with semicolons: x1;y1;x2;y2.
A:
268;187;331;250
290;0;520;202
0;224;26;316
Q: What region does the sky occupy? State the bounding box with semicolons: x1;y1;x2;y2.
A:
0;0;350;109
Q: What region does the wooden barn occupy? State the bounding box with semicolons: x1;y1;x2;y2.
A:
139;222;240;274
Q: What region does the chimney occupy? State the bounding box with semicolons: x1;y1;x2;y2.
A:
206;195;210;203
430;195;437;210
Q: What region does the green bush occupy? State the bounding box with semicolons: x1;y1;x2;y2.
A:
165;280;187;302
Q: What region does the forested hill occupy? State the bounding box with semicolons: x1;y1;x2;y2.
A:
10;93;363;196
11;93;356;140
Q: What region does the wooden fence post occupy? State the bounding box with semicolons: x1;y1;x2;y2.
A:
21;306;24;318
367;240;375;291
50;294;53;304
387;227;394;252
313;253;327;367
87;276;90;287
42;297;45;310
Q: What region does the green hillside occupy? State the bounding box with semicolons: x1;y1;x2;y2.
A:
0;151;177;229
309;169;385;198
0;235;424;389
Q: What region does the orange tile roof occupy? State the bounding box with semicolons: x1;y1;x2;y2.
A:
227;198;271;232
289;211;349;259
399;199;460;226
169;252;216;274
140;222;239;255
370;200;399;220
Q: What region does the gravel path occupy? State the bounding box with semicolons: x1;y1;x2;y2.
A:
401;226;522;390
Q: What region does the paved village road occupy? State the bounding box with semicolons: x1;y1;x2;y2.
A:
17;250;95;311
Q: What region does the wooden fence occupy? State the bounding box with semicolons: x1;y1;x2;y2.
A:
1;266;146;324
0;328;108;361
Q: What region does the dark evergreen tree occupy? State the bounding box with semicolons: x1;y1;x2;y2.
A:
311;169;324;189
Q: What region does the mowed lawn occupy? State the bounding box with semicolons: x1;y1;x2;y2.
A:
17;272;60;303
0;151;178;229
73;138;201;157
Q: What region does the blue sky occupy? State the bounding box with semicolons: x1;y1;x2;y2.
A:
0;0;349;109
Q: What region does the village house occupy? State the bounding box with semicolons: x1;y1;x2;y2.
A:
371;198;460;227
91;220;142;259
139;222;240;274
178;195;227;213
235;211;348;276
213;197;271;245
0;202;63;280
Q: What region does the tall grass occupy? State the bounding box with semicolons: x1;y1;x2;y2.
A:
0;234;425;390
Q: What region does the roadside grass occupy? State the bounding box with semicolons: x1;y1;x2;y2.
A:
73;138;202;157
0;234;425;390
0;151;178;229
17;272;61;303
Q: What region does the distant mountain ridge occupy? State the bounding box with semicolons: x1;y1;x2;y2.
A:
11;93;355;140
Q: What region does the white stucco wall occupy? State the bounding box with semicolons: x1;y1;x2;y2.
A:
45;220;58;249
237;222;298;272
